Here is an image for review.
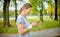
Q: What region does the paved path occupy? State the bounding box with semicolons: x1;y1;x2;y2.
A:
0;28;60;37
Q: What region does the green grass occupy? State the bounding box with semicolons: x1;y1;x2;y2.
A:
29;18;60;32
0;20;18;34
0;18;60;34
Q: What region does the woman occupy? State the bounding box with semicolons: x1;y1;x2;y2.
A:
16;3;38;37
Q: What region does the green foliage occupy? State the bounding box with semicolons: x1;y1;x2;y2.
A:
31;12;38;15
31;7;38;15
46;0;53;6
32;6;38;12
30;0;44;10
47;3;55;15
30;0;43;16
29;0;54;15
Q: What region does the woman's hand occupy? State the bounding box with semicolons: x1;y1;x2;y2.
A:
31;22;38;27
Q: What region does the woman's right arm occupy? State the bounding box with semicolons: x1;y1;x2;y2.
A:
18;22;38;35
18;22;30;35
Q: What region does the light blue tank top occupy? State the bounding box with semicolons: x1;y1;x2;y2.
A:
16;15;30;37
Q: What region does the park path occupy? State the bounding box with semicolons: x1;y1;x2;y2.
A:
0;27;60;37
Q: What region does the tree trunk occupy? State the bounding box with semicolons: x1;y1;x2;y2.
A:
40;3;43;22
15;0;17;21
3;0;11;27
54;0;58;20
40;9;43;22
59;11;60;18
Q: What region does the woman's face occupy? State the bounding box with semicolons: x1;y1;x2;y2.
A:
24;8;32;15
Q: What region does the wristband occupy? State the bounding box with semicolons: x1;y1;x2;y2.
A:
28;25;32;30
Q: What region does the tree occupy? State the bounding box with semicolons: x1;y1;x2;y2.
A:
13;0;23;21
46;0;58;20
40;2;44;22
14;0;17;21
47;3;55;19
3;0;11;27
30;0;46;22
54;0;58;20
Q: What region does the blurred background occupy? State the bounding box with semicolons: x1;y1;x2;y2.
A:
0;0;60;37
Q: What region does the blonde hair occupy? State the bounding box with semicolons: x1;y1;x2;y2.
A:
19;3;32;14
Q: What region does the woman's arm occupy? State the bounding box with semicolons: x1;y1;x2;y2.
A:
18;22;38;35
18;23;29;35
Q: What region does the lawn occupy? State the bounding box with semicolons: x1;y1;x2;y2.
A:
0;18;60;34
